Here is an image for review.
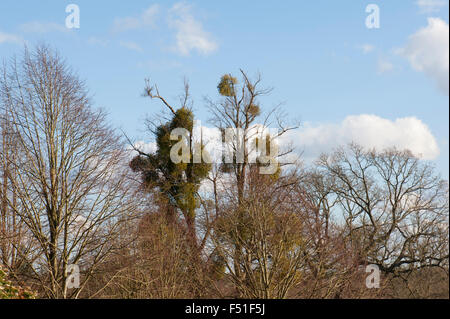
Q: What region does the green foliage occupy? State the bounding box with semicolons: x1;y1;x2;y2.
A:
130;107;211;220
217;74;238;97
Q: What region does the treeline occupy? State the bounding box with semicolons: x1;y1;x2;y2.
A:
0;45;448;299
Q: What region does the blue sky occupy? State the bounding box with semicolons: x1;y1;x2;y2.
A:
0;0;449;178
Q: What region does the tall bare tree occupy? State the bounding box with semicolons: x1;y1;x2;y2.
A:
0;45;138;298
206;70;298;294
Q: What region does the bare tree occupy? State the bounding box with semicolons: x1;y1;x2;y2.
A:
209;166;309;298
206;70;297;203
317;144;449;280
0;45;139;298
206;70;299;293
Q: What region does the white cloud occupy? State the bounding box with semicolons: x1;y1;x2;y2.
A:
194;124;223;162
359;44;375;54
112;4;159;32
120;41;143;52
168;2;218;56
397;18;449;95
377;58;394;74
131;114;440;165
416;0;447;13
19;21;69;33
282;115;440;161
0;30;23;44
131;141;157;155
130;123;274;165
